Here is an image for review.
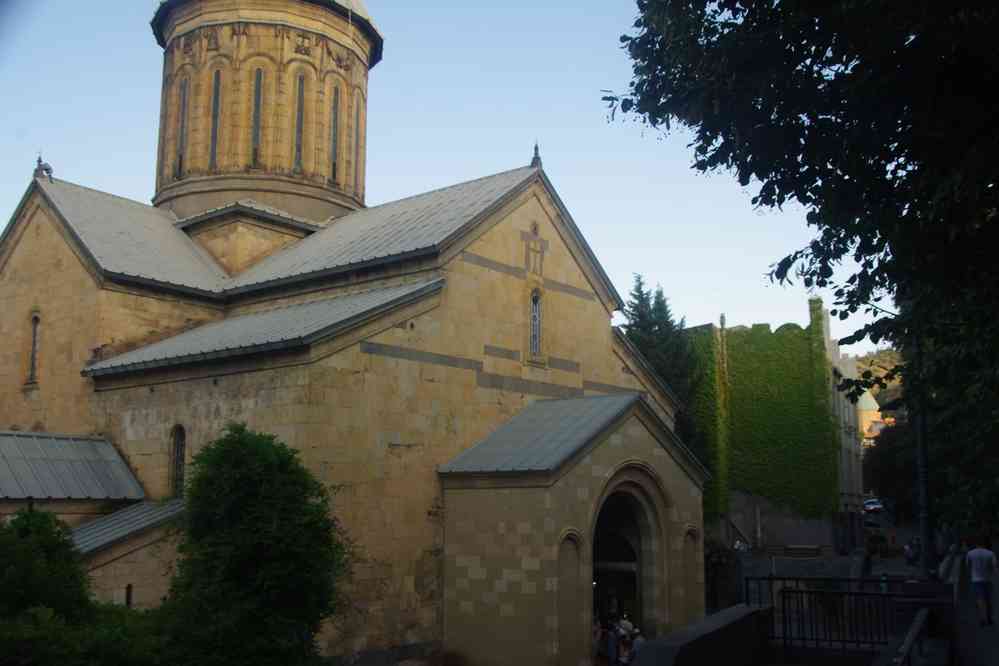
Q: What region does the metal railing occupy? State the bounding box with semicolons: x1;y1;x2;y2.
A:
745;576;909;607
745;577;912;654
779;588;896;652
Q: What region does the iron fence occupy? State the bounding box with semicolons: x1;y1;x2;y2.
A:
779;588;895;652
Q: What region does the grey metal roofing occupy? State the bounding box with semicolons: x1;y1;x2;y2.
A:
34;177;229;293
439;393;642;475
174;199;321;234
84;278;444;376
227;166;538;291
0;431;144;500
72;499;184;556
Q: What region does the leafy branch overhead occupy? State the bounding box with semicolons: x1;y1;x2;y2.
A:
609;1;999;525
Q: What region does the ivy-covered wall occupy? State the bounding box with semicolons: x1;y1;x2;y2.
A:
690;300;840;520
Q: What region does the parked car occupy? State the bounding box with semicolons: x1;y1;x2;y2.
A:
864;498;884;514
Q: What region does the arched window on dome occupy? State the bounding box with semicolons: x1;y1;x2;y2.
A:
170;425;186;498
251;68;263;167
529;289;542;357
209;70;222;171
175;78;189;179
353;90;362;195
330;86;340;182
293;73;305;172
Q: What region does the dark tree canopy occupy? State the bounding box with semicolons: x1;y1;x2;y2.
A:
0;509;92;622
164;423;350;666
610;1;999;525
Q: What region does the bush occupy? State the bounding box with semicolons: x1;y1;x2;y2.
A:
162;423;350;666
0;509;92;622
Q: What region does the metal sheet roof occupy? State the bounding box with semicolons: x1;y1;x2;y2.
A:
0;432;144;500
439;393;641;475
84;278;444;376
72;499;183;556
36;177;228;293
227;166;537;291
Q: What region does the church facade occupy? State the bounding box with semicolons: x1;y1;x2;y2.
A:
0;2;707;663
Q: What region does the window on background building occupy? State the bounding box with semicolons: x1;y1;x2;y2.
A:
175;78;189;179
251;68;263;167
27;314;40;383
171;425;186;497
530;290;542;356
209;70;222;170
293;74;305;171
125;584;133;608
330;86;340;181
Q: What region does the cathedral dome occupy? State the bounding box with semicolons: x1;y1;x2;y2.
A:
150;0;383;222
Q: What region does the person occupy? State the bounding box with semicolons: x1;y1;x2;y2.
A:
903;541;914;566
631;628;646;657
967;535;996;628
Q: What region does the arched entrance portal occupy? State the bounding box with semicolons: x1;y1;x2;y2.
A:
593;492;647;630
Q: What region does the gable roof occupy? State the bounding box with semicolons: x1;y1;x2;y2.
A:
174;199;322;235
84;278;444;377
439;393;641;475
72;498;183;556
3;163;623;309
0;431;144;500
12;177;230;295
226;166;538;292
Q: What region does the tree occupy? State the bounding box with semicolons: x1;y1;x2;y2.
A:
163;423;350;666
0;509;92;622
607;1;999;527
623;275;699;447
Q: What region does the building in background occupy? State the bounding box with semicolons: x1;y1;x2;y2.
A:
687;298;864;554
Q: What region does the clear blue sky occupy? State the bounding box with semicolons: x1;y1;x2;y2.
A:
0;0;877;354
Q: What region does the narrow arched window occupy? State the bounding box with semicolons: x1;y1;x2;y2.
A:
530;290;542;356
175;78;189;179
293;74;305;171
251;68;263;167
27;314;40;383
353;91;362;194
209;70;222;170
125;584;133;608
170;425;186;498
330;86;340;182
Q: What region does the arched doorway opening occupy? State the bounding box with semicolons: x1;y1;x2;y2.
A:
593;492;644;629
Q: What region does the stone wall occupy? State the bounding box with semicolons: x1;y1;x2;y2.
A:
0;499;115;528
86;528;179;610
441;413;704;666
0;194;102;434
86;183;698;659
153;0;375;220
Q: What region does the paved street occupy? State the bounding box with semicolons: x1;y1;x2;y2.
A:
956;571;999;666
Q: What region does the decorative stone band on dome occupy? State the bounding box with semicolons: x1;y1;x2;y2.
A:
150;0;384;66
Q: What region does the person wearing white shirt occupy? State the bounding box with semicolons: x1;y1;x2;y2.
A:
967;535;997;628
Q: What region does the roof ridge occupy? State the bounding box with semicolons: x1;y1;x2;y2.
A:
344;164;537;216
223;277;442;319
0;430;106;441
39;177;176;220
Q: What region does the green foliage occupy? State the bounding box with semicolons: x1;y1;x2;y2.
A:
724;317;838;518
0;510;162;666
0;509;92;622
609;0;999;534
687;305;839;520
686;326;728;520
163;423;350;666
623;275;699;447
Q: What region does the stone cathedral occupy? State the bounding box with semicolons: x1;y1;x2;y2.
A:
0;1;706;663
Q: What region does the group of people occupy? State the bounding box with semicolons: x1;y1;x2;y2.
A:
593;613;645;665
